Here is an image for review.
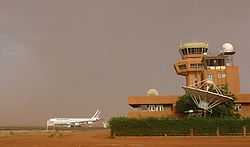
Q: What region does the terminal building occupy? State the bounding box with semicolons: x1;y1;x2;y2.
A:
128;42;250;118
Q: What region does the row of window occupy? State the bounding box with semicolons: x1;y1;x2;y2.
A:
190;64;202;68
142;104;242;112
141;105;164;111
205;59;225;66
181;48;208;55
207;74;226;79
178;64;202;70
143;104;242;111
206;66;226;70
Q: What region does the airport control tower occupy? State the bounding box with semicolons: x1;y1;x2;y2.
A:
174;42;240;94
174;42;208;87
129;41;249;119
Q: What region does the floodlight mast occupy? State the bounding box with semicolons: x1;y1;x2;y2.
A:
182;79;233;117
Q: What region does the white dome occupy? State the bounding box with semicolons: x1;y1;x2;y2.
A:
147;89;159;96
222;43;234;52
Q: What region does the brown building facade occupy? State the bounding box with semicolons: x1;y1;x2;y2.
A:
128;42;250;118
128;95;180;118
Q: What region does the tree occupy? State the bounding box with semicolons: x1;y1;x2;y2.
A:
175;84;240;118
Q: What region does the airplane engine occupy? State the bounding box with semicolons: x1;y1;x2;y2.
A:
74;123;80;126
87;121;93;124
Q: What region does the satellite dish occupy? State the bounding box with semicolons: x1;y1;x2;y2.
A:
147;89;159;96
182;79;233;117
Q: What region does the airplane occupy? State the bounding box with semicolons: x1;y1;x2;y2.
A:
47;110;101;129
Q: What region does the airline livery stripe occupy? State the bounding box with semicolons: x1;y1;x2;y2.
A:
93;110;100;118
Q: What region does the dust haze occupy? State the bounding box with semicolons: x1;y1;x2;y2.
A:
0;0;249;125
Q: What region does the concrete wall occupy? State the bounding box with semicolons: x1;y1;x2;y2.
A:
236;104;250;118
128;94;250;118
203;66;240;94
128;110;175;118
226;66;240;94
128;95;180;107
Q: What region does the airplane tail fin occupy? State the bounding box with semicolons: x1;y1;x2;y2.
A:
92;110;101;119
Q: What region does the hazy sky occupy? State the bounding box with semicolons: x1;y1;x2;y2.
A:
0;0;250;125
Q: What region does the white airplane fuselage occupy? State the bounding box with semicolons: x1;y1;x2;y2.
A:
47;110;101;127
49;118;98;125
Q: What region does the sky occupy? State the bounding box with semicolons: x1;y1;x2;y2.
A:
0;0;250;125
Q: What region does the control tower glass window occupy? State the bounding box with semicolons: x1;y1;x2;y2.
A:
181;48;188;55
191;48;195;54
203;48;208;53
188;48;191;54
194;48;202;54
187;48;204;55
181;49;185;55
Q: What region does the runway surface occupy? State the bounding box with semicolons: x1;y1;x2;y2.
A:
1;129;250;147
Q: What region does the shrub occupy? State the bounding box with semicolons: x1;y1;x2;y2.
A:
109;117;247;137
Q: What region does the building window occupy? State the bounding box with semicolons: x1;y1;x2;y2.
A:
149;105;155;111
195;80;198;86
218;59;225;66
184;48;188;55
195;73;197;78
190;64;202;68
209;59;215;66
181;49;185;55
141;105;147;111
218;74;226;78
203;48;208;53
166;104;173;111
208;74;214;80
156;105;163;111
199;48;202;54
235;104;242;111
179;64;187;70
181;49;188;55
